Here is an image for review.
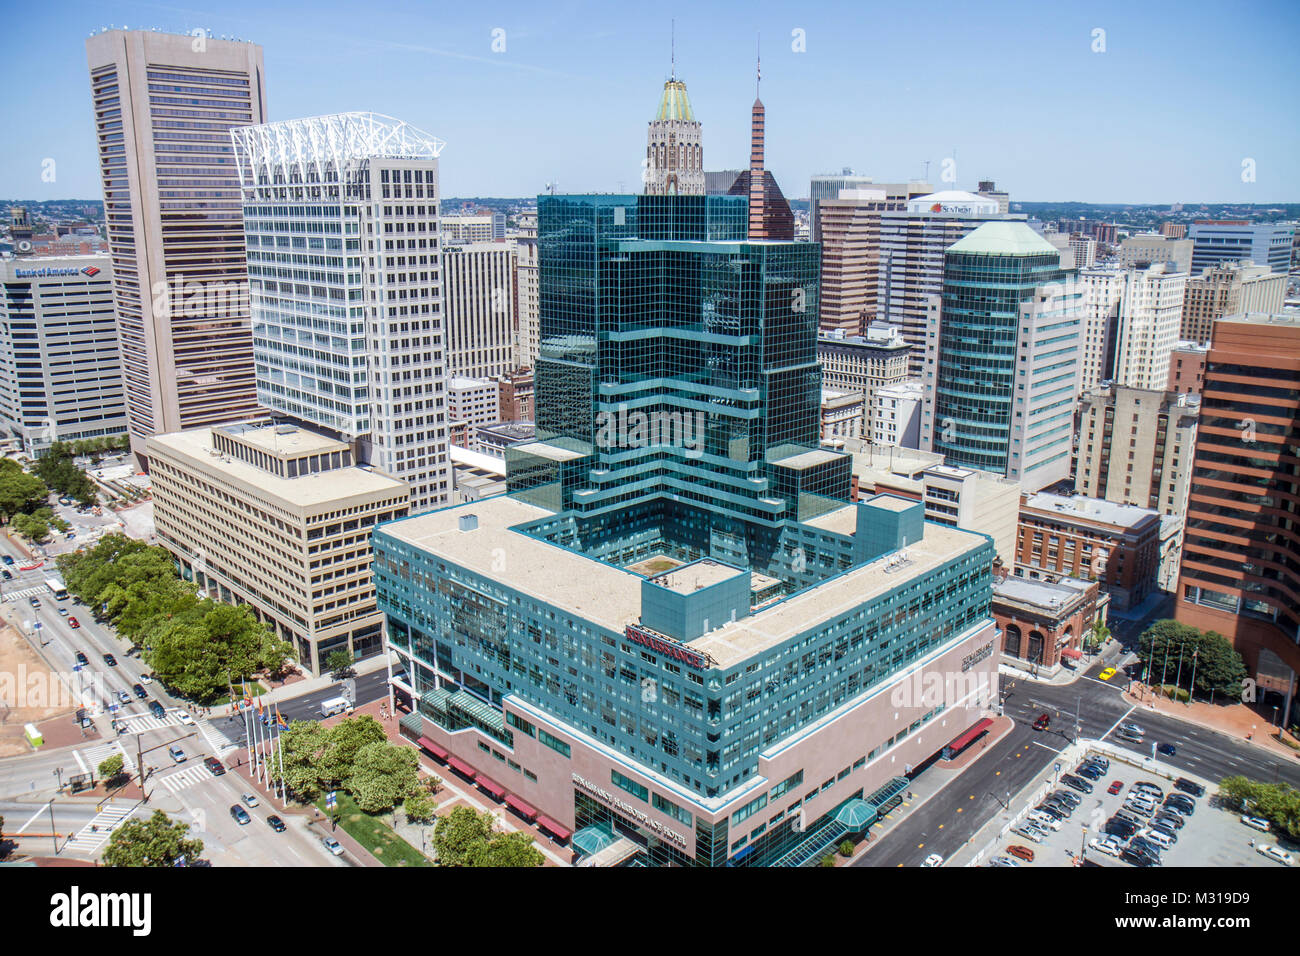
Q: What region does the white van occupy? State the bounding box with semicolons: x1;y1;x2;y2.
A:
319;696;351;718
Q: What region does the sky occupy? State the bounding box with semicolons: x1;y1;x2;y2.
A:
2;0;1298;205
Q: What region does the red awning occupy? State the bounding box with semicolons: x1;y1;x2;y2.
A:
477;776;506;800
535;814;572;841
1060;648;1083;660
505;794;538;820
446;756;477;781
417;737;448;760
945;716;994;754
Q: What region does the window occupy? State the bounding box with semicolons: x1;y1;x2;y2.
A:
612;769;648;802
731;792;768;825
538;729;570;758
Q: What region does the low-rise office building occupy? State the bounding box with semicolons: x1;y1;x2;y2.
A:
820;388;864;443
147;421;409;675
992;574;1102;674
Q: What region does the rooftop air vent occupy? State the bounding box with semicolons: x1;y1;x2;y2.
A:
458;514;479;532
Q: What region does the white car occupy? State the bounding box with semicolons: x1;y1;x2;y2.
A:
1090;837;1123;858
139;674;153;684
1256;845;1293;866
1138;828;1174;849
321;836;344;857
1027;812;1063;831
922;853;943;867
241;792;259;809
1241;815;1272;833
176;711;195;725
1013;826;1044;843
1120;722;1146;736
988;856;1019;867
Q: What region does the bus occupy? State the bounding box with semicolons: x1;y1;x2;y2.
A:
44;577;68;600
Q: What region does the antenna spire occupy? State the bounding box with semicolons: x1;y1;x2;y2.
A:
671;19;675;80
756;32;761;98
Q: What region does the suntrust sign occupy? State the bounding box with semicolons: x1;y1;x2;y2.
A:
572;772;688;848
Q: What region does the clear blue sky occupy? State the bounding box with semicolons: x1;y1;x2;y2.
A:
3;0;1297;204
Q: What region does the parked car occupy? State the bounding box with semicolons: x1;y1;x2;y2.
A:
167;745;186;763
1106;819;1139;840
1148;822;1179;843
1083;755;1109;772
1256;845;1293;866
1133;782;1165;800
1130;835;1163;859
1032;713;1051;731
1157;742;1177;756
1051;790;1082;808
1153;812;1186;831
1034;803;1066;821
203;757;225;776
1107;780;1124;795
1121;848;1159;867
1013;826;1045;843
1140;827;1175;848
230;805;251;825
1076;763;1104;781
1164;797;1194;816
321;836;344;857
1061;774;1094;794
266;815;286;833
1006;844;1035;863
922;853;943;867
1242;815;1272;833
988;856;1019;867
1090;836;1123;857
1028;811;1063;830
68;616;80;628
1174;778;1206;798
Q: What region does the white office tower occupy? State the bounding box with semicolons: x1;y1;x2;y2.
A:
231;112;451;510
1077;267;1125;393
1112;263;1187;391
443;243;516;380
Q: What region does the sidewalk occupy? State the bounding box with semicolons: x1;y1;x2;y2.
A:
998;638;1122;687
1121;687;1300;764
215;652;393;716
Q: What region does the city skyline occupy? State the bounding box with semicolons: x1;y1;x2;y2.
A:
1;0;1297;205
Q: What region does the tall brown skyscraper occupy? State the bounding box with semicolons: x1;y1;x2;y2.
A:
726;52;793;240
86;29;265;463
1176;313;1300;716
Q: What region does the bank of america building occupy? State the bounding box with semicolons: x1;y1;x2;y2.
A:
374;194;999;866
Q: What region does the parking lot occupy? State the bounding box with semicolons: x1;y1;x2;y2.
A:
988;747;1295;868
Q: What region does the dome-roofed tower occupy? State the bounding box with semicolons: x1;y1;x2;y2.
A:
644;28;704;195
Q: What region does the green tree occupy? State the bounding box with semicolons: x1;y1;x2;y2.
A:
403;790;437;824
326;648;356;676
470;830;545;867
1084;620;1111;652
271;721;331;800
101;810;203;867
1137;619;1247;700
144;620;228;701
11;512;49;543
431;805;494;867
318;715;387;787
348;741;420;813
0;460;48;521
97;754;125;784
1217;776;1300;838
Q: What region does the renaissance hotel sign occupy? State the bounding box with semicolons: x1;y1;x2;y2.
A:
572;772;688;848
624;623;708;670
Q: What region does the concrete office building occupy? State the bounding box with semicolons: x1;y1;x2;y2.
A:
514;236;540;369
448;377;501;431
375;194;999;867
975;181;1010;214
1180;261;1286;344
1177;312;1300;709
443;243;517;380
878;192;1017;375
870;380;923;449
818;188;910;336
231;112;452;511
819;389;864;443
1189;220;1296;275
1075;385;1200;516
1159;223;1187;239
1017;492;1161;612
0;254;128;456
1077;267;1124;393
86;29;266;462
1112;264;1188;391
1117;234;1192;274
921;221;1084;492
441;212;506;243
147;421;409;674
1068;235;1097;270
809;170;874;243
818;326;911;434
1058;220;1117;245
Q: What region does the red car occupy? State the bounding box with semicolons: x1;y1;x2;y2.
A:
68;617;80;629
1107;780;1124;795
1006;844;1035;863
1032;713;1050;731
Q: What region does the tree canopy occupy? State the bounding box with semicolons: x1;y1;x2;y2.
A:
431;805;543;867
34;442;98;505
1136;619;1248;699
101;810;203;867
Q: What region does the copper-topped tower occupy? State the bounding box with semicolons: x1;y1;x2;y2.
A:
644;23;704;196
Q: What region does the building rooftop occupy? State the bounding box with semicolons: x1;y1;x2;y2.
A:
1023;492;1159;531
219;422;347;459
993;574;1092;614
948;220;1061;256
651;559;745;594
147;426;406;509
383;494;987;670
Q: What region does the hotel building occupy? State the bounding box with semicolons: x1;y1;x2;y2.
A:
374;194;998;867
86;29;265;462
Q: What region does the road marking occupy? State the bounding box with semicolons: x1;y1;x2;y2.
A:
64;805;134;854
1101;705;1137;742
1031;740;1064;754
155;764;212;794
15;803;48;834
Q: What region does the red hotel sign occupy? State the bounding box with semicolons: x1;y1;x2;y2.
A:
625;624;708;670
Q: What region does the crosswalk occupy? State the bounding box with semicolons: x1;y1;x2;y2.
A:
117;712;186;734
64;805;135;855
75;740;135;775
3;585;46;603
154;763;213;794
